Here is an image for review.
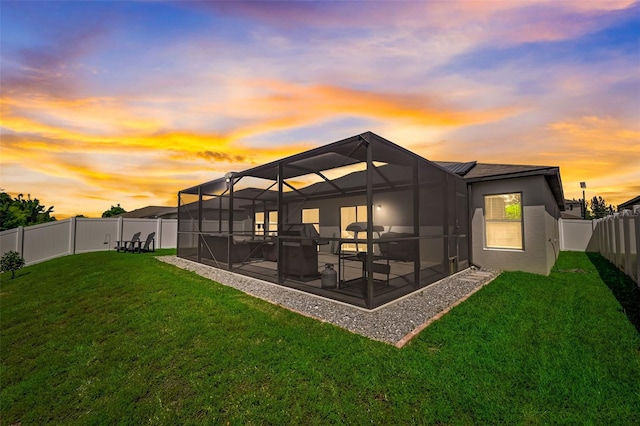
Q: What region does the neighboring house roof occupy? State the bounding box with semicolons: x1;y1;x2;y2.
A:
618;195;640;211
436;161;565;211
117;206;176;219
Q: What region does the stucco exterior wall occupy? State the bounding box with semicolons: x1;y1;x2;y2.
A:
469;175;560;275
545;203;561;270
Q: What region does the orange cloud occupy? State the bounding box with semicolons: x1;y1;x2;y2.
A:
2;77;635;216
224;80;518;140
1;91;321;217
540;116;639;206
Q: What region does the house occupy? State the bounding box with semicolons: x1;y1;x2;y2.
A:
618;195;640;213
177;132;565;309
562;199;585;219
436;161;564;276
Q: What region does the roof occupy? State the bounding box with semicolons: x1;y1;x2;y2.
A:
180;132;566;211
618;195;640;210
294;163;414;198
433;161;477;176
118;206;176;218
436;161;565;211
181;131;458;195
437;162;556;179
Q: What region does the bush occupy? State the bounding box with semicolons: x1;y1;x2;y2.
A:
1;251;25;279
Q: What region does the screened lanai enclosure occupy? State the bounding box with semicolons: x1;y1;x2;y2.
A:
177;132;469;309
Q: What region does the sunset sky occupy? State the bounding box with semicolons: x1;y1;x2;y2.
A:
1;0;639;218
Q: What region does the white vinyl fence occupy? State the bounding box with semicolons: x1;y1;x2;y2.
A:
593;211;639;286
0;217;177;266
560;214;639;285
559;219;599;252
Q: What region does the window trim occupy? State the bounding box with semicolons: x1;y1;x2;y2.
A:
483;192;524;251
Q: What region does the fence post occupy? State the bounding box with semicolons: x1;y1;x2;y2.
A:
614;215;622;268
69;217;77;255
16;226;24;258
600;218;606;258
608;217;615;263
117;216;123;244
156;218;163;249
635;214;640;288
599;218;606;257
623;214;632;275
559;218;565;251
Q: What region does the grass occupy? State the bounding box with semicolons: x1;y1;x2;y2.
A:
1;250;639;424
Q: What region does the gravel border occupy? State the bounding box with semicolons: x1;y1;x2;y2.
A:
157;256;499;346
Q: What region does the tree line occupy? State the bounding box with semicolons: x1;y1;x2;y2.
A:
586;196;616;220
0;193;56;231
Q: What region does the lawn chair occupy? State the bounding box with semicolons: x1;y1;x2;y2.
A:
114;232;141;253
129;232;155;253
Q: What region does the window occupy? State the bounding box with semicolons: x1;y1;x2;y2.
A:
255;211;277;236
340;205;367;252
254;212;265;236
302;208;320;233
268;211;278;236
484;193;522;249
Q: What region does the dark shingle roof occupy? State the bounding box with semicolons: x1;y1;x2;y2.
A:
464;163;556;179
435;161;477;176
618;195;640;210
435;161;565;210
435;162;555;180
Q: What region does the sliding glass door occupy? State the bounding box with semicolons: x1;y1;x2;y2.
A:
340;205;367;252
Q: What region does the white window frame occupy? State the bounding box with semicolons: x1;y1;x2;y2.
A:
484;192;523;250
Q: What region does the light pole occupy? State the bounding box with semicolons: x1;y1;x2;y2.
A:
580;182;587;219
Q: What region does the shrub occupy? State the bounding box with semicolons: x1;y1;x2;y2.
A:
1;250;25;279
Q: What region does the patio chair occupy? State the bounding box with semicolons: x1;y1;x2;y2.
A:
114;232;141;253
129;232;155;253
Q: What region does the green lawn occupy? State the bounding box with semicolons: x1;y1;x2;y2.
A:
1;250;639;424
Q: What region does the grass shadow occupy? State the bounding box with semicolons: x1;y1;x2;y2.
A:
586;252;640;334
0;270;32;282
